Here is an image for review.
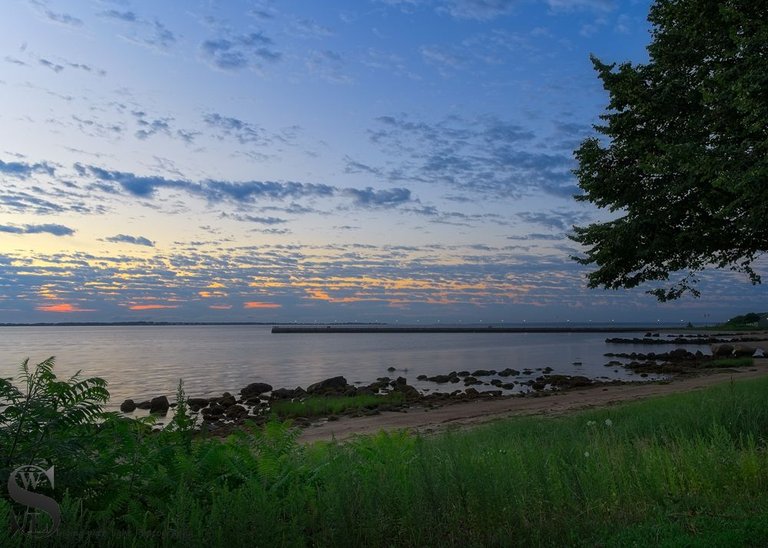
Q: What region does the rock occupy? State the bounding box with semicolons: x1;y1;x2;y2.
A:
733;345;755;357
225;404;248;420
149;395;170;414
668;348;693;360
219;393;237;408
457;371;470;377
187;397;210;411
501;383;516;390
450;377;460;383
463;376;480;386
490;379;503;387
201;404;224;421
393;383;420;401
391;376;407;386
485;390;502;397
387;366;396;372
307;376;348;395
240;382;273;399
713;344;734;357
417;374;428;381
120;399;136;413
271;387;305;400
427;374;453;383
465;388;480;397
543;366;554;373
471;369;492;376
135;400;151;410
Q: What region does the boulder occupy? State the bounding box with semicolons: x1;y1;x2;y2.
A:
471;369;493;376
713;344;734;357
733;345;755;357
187;398;210;411
427;374;453;383
149;395;170;414
465;388;480;398
219;393;237;407
393;383;420;401
201;404;224;421
240;382;273;399
307;376;348;395
120;399;136;413
271;387;305;400
225;404;248;420
417;375;428;381
135;400;151;410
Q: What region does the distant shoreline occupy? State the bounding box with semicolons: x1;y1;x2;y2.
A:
272;326;674;334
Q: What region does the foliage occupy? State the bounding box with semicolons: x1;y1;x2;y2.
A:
726;312;764;326
571;0;768;301
5;357;768;545
0;357;110;493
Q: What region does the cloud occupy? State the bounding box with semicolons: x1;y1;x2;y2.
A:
204;113;266;144
83;165;188;197
0;223;75;236
200;32;281;71
545;0;615;12
82;164;336;204
43;9;83;27
356;114;576;198
99;10;138;22
39;58;64;73
516;210;591;231
0;159;55;178
131;111;172;140
99;9;176;51
345;187;413;208
36;303;95;312
244;301;281;309
442;0;518;20
105;234;155;247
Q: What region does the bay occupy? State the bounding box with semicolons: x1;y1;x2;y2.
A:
0;325;705;408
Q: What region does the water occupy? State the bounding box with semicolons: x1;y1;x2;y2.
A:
0;326;708;408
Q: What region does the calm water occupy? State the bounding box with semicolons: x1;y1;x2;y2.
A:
0;326;705;408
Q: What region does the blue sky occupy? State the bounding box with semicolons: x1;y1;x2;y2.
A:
0;0;764;324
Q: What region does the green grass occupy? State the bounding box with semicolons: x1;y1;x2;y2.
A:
269;392;405;418
707;357;755;368
5;369;768;546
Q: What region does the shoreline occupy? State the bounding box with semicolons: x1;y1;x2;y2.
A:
298;360;768;443
272;326;677;334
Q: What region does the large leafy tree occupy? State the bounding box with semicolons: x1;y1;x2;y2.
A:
571;0;767;301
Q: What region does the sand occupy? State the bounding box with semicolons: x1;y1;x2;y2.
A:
299;359;768;444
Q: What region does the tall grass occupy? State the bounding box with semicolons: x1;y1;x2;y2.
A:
4;360;768;546
270;392;405;418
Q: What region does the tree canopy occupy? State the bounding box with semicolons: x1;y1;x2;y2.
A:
571;0;767;301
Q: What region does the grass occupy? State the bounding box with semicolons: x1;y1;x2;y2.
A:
5;367;768;546
707;357;755;368
269;392;406;418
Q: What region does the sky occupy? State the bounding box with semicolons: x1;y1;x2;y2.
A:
0;0;764;324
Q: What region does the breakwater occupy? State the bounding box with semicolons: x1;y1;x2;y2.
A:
271;326;664;334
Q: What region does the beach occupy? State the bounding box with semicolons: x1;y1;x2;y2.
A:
300;358;768;443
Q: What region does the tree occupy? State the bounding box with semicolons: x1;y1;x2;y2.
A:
571;0;768;301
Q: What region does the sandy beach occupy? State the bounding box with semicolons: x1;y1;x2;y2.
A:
300;358;768;443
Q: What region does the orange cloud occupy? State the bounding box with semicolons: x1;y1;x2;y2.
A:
128;304;179;310
244;301;281;309
36;303;95;313
199;290;227;298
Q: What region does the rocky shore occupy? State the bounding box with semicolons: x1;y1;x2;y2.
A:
117;332;768;435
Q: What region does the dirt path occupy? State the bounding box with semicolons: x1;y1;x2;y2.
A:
299;361;768;443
